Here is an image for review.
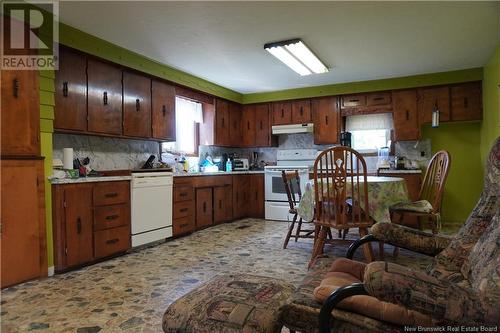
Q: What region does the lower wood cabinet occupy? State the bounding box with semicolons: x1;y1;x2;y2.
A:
214;185;233;224
173;178;196;236
52;180;131;272
1;159;47;288
232;174;264;219
196;188;213;229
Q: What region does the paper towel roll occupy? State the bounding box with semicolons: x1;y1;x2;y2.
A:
63;148;74;170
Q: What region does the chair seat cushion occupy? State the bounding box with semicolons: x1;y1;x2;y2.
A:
313;259;435;327
162;274;295;333
390;200;433;214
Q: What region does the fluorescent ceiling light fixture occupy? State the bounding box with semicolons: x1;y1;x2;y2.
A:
264;39;329;76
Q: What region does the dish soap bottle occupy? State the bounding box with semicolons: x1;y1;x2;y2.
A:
225;159;232;172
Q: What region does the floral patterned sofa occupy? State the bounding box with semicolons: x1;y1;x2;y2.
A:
282;137;499;332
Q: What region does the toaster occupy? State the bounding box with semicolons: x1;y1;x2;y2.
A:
233;158;249;171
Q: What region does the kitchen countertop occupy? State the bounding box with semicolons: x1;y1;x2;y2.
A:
173;170;265;177
377;169;422;174
50;175;132;184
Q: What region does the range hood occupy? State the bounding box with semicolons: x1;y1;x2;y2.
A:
272;123;314;135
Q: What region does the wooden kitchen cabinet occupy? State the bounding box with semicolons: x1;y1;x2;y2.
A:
340;91;392;116
341;94;366;109
312;96;340;144
87;59;123;135
272;101;292;125
417;86;450;124
248;174;265;218
1;159;47;288
229;102;242;146
55;47;88;132
196;188;213;229
214;185;233;224
123;71;152;138
366;92;392;106
291;99;312;124
152;80;176;141
1;69;40;156
241;104;256;147
254;103;276;147
232;175;250;219
173;177;195;236
215;99;231;146
450;81;482;121
393;90;420;141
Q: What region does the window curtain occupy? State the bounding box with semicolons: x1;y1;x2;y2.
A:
345;113;393;131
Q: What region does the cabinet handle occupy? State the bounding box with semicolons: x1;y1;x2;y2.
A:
105;214;119;221
255;192;257;200
236;193;239;202
247;121;250;130
260;121;263;130
105;192;118;198
103;91;108;105
180;223;189;228
219;200;222;209
281;109;284;118
180;192;188;197
162;105;166;116
300;106;303;116
406;110;410;121
349;99;359;103
180;208;188;213
373;97;384;101
63;82;68;97
464;97;468;108
136;99;140;111
325;115;328;125
76;217;82;234
13;79;19;98
106;238;119;245
203;202;206;213
222;117;225;127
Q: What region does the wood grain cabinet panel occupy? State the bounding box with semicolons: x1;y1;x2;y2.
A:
172;216;195;236
417;86;450;124
215;99;231;146
393;90;420;141
291;99;312;124
55;48;87;132
254;103;274;147
341;94;366;109
1;70;40;156
366;92;391;106
93;181;130;206
196;188;213;229
241;105;256;147
312;96;340;144
87;59;123;135
450;81;482;121
94;204;130;231
123;71;152;138
152;80;176;141
229;102;242;146
248;174;264;218
272;101;292;125
232;175;250;219
94;226;130;259
213;185;232;224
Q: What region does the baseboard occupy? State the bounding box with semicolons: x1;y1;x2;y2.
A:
47;266;55;277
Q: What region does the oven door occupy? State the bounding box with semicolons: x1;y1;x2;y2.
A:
264;169;309;202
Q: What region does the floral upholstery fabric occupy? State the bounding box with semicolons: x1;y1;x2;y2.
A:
371;222;452;256
162;274;295;333
390;199;434;214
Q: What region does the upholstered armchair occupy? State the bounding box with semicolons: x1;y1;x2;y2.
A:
316;137;499;332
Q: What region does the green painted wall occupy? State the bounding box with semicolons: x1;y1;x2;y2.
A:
480;44;500;166
421;122;483;229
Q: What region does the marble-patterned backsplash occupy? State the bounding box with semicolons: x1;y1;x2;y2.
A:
53;134;160;171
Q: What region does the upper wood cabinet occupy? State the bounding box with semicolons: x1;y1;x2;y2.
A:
312;96;340;144
254;103;274;147
152;80;176;141
123;71;152;138
291;99;312;124
229;102;242;146
340;91;392;116
393;90;420;141
272;101;292;125
1;70;40;156
450;81;482;121
215;98;231;146
367;92;392;106
341;94;366;109
417;86;450;124
55;48;87;132
241;104;256;147
87;59;123;135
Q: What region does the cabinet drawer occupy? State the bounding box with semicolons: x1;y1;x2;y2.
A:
94;204;130;231
173;216;195;236
367;92;391;106
341;95;366;108
93;181;130;206
94;226;130;259
174;186;193;202
173;201;194;219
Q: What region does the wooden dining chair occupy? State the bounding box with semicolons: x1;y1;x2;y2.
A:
389;150;451;234
281;170;316;249
309;147;374;268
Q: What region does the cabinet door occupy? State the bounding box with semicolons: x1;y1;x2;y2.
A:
1;160;45;287
232;176;249;219
1;70;40;156
272;101;292;125
366;92;391;106
417;86;450;124
450;82;482;121
215;99;230;146
87;59;123;135
229;103;242;146
312;97;340;144
55;48;87;132
152;80;176;141
241;105;256;147
214;186;232;224
123;71;151;138
291;99;312;124
249;174;264;218
64;184;94;268
341;94;366;109
196;188;213;229
255;103;272;147
393;90;420;141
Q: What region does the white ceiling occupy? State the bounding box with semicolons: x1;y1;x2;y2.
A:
59;1;500;94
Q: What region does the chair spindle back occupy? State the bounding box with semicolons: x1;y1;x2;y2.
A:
419;150;451;213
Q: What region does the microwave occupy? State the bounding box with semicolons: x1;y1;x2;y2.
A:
233;158;249;171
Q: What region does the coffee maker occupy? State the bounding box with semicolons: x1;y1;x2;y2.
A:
340;132;352;147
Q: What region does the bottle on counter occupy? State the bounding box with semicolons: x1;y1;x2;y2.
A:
225;159;232;172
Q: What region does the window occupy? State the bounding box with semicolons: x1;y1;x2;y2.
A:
346;113;393;153
162;97;203;155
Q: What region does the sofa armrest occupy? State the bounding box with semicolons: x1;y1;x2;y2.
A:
371;222;452;256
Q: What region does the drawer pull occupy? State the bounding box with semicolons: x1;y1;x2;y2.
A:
105;214;119;221
180;192;188;197
300;106;303;115
63;82;68;97
162;105;166;116
136;98;140;112
105;192;118;198
406;110;410;120
76;217;82;234
373;97;385;101
180;208;188;213
103;91;108;105
13;79;19;98
180;223;189;228
106;238;119;245
203;202;207;213
219;200;222;209
325;115;328;125
349;99;359;103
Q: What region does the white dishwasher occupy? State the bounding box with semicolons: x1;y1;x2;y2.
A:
131;171;173;247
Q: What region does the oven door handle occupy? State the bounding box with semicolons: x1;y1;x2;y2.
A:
265;169;309;174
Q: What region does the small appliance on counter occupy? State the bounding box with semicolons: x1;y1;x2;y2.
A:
377;147;390;169
395;155;407;170
340;131;352;147
233;158;249;171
